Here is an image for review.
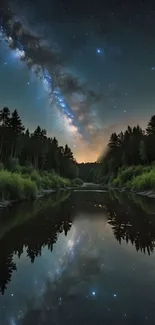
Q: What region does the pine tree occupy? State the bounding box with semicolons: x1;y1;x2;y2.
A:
146;115;155;135
10;109;25;134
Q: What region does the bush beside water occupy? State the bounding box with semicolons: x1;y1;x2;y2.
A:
0;167;72;202
109;165;155;192
71;178;83;186
0;171;37;201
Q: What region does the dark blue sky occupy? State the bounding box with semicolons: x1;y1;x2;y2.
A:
0;0;155;161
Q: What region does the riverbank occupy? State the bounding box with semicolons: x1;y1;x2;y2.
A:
0;168;83;206
101;165;155;198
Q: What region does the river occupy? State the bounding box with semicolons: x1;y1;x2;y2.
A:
0;190;155;325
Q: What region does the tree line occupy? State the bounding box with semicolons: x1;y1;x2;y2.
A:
101;114;155;176
0;107;79;179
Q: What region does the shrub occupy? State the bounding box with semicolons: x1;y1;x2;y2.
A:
23;178;38;200
71;178;83;186
19;165;34;175
0;171;37;201
112;165;148;188
130;170;155;191
30;171;42;189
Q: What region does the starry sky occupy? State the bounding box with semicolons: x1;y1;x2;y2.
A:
0;0;155;162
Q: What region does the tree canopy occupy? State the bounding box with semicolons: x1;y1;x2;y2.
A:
0;107;79;179
100;114;155;178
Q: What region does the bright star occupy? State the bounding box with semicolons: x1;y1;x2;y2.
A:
92;291;96;296
113;294;117;297
96;48;102;54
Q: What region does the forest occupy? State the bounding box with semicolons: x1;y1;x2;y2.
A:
99;114;155;192
0;107;81;201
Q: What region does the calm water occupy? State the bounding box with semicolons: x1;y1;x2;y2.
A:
0;190;155;324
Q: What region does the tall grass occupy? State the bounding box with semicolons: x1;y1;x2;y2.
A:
0;170;37;201
112;165;150;187
130;170;155;191
110;165;155;192
0;165;72;202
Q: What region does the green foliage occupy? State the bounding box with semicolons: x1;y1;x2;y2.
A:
99;114;155;188
109;165;155;192
111;165;151;188
130;170;155;191
71;178;83;186
0;107;78;180
6;157;20;172
0;166;71;202
0;170;37;201
22;178;38;200
19;165;34;175
78;162;100;182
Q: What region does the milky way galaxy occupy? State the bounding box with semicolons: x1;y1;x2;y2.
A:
0;0;155;161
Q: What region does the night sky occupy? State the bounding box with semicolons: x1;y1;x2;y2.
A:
0;0;155;162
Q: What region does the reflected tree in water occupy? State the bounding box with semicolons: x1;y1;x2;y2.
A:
0;195;73;294
106;192;155;255
1;191;155;296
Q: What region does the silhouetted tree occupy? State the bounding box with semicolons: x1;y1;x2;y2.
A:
0;107;78;178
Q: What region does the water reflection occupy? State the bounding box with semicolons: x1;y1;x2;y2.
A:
1;191;155;324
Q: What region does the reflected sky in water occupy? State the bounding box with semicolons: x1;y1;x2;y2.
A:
0;192;155;324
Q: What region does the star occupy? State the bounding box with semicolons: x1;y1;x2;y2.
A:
96;48;102;54
92;291;96;296
113;294;117;297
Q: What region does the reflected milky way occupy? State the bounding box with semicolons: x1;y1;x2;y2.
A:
1;191;155;324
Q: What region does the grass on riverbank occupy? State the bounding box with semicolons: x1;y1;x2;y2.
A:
104;165;155;192
0;165;84;202
0;171;37;201
0;168;72;201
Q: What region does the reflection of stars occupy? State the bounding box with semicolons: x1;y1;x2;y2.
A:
10;319;16;325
